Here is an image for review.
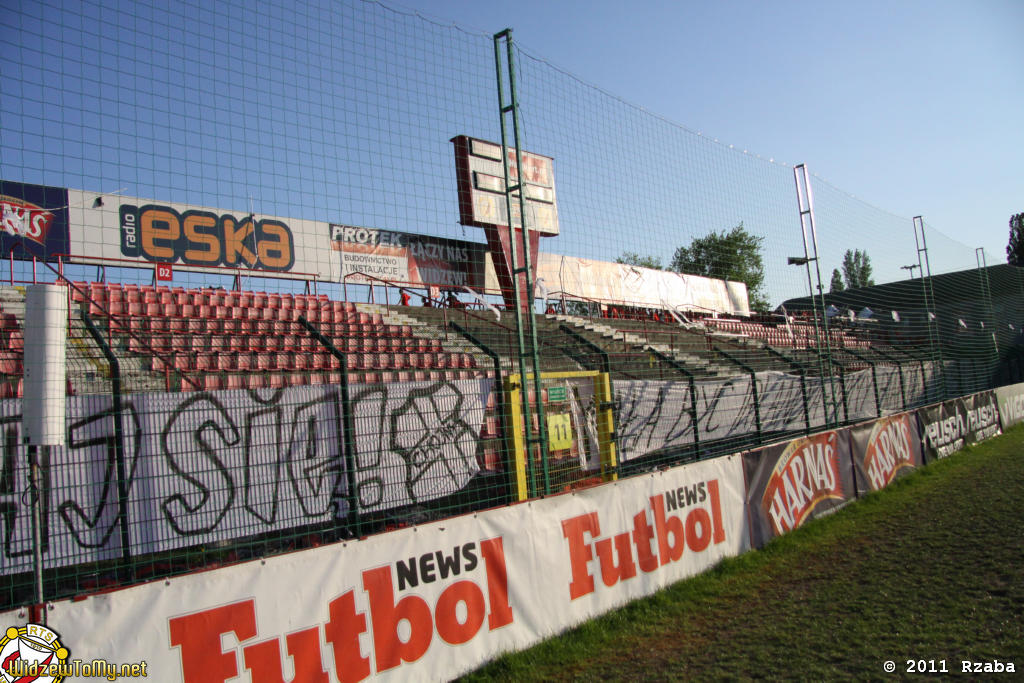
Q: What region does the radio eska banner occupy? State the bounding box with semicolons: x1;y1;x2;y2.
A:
0;456;749;682
994;382;1024;430
21;186;494;285
743;430;855;548
0;180;70;261
848;412;922;493
916;391;1001;461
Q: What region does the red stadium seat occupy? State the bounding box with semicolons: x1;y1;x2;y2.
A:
1;352;25;375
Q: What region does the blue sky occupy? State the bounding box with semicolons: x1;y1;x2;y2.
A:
390;0;1023;262
1;0;1019;306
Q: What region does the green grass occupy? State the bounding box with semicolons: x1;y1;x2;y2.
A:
461;424;1024;681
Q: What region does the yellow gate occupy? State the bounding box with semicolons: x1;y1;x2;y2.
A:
503;370;617;501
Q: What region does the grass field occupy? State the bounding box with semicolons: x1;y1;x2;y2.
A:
462;424;1024;681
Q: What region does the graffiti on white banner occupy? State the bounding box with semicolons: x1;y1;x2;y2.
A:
0;379;489;575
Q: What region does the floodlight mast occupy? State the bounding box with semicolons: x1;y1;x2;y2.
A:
913;216;945;399
793;164;839;426
494;29;550;495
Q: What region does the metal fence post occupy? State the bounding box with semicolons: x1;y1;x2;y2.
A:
297;315;361;536
714;347;762;443
450;321;515;504
82;312;133;572
845;348;882;417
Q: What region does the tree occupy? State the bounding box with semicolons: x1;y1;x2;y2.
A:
1008;212;1024;266
830;268;845;293
616;252;663;270
841;249;874;289
670;222;769;311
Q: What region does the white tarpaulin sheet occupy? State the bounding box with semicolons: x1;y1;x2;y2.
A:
614;365;938;461
536;252;750;315
0;378;489;575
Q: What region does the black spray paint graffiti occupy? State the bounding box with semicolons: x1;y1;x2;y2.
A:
615;374;801;459
615;373;853;461
58;405;142;549
614;365;938;462
0;400;141;572
1;379;487;575
157;388;345;537
354;379;482;511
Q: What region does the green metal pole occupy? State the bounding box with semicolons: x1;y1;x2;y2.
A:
494;29;550;495
450;322;514;503
298;315;360;536
82;312;132;571
846;348;882;417
643;345;701;457
714;347;762;443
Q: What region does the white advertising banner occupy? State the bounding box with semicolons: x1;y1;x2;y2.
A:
65;190;487;287
0;378;489;576
536;253;750;315
614;365;937;462
0;455;749;682
994;382;1024;430
66;190;335;280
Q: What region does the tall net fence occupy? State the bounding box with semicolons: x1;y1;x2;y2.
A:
0;0;1020;609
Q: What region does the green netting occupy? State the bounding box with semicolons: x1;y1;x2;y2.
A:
0;0;1020;611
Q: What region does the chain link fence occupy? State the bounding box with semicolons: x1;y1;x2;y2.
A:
0;0;1019;610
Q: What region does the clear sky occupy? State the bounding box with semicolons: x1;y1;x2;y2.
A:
385;0;1023;262
1;0;1019;306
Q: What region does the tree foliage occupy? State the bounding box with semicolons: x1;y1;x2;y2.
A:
830;268;845;293
841;249;874;289
616;252;663;270
1008;212;1024;266
670;222;769;311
